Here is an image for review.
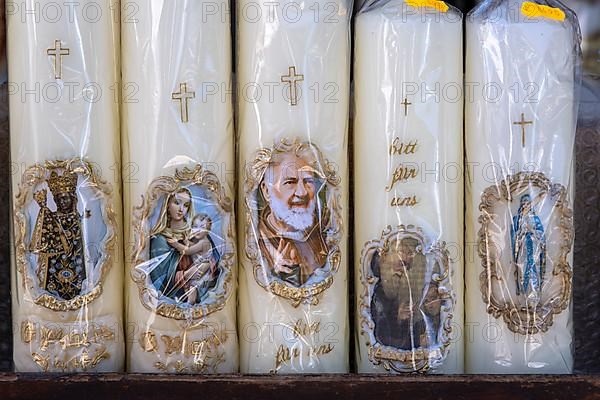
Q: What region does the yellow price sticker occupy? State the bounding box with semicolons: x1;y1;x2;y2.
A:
521;1;565;22
405;0;449;13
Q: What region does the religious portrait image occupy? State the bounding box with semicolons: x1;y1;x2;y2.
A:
244;138;342;306
14;158;117;310
360;225;454;373
478;171;573;335
131;165;235;320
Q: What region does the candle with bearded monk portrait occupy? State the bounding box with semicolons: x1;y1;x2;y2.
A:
8;1;124;371
354;0;464;374
237;0;351;373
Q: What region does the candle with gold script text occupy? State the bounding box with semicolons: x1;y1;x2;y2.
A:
122;0;238;373
236;0;351;373
8;0;124;372
465;0;580;373
354;0;464;374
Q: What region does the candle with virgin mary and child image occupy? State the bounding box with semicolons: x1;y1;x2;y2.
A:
122;0;238;373
465;0;580;373
8;0;124;371
354;0;464;374
236;0;351;373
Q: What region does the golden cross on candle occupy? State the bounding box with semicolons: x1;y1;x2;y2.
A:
281;66;304;106
172;83;196;123
47;39;70;80
401;97;412;116
513;113;533;147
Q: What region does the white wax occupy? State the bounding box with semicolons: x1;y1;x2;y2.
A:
8;0;123;372
237;0;351;373
465;0;579;374
354;1;464;374
122;0;238;373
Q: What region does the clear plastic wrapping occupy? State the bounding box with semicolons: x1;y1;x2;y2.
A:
465;0;581;374
122;0;238;373
236;0;351;373
8;0;124;372
354;0;464;374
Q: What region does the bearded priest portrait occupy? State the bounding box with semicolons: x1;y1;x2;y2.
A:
256;147;330;288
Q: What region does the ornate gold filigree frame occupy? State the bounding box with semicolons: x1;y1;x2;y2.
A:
131;165;235;320
360;225;454;373
14;158;118;311
244;138;343;307
478;171;573;335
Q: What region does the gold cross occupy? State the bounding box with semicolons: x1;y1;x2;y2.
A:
281;66;304;106
401;97;412;116
47;39;70;80
513;113;533;147
172;83;196;123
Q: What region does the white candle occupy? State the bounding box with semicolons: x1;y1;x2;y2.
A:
8;0;124;372
122;0;238;373
237;0;351;373
465;0;580;374
354;0;464;374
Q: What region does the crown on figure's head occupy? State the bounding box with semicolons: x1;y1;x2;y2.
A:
47;170;78;196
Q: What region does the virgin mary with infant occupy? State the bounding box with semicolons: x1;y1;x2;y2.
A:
148;188;221;305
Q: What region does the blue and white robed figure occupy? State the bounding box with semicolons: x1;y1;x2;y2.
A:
511;194;546;301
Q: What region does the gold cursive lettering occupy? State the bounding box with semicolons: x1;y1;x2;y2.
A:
291;319;321;338
21;321;36;344
140;331;159;352
391;195;419;207
308;343;335;357
274;345;301;371
385;164;419;191
59;331;91;350
389;138;418;156
161;335;184;355
39;326;64;352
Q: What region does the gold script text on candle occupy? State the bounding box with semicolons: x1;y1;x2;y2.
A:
291;319;321;338
137;329;229;373
140;330;227;357
21;322;116;350
273;319;335;371
387;138;420;206
24;321;116;372
275;344;335;371
389;138;418;156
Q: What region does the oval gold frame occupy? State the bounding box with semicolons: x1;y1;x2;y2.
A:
131;165;235;320
478;171;573;335
360;225;454;373
244;138;343;307
14;158;118;311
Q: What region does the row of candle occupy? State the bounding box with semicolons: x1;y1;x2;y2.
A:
8;0;579;374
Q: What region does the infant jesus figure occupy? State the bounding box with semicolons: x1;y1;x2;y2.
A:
168;214;219;304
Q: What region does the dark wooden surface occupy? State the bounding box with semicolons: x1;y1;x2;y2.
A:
0;373;599;400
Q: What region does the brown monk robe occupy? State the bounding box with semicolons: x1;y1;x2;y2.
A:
371;237;441;350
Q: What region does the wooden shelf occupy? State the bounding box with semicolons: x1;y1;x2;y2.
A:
1;373;599;400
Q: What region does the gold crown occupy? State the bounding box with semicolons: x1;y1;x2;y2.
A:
47;170;78;196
